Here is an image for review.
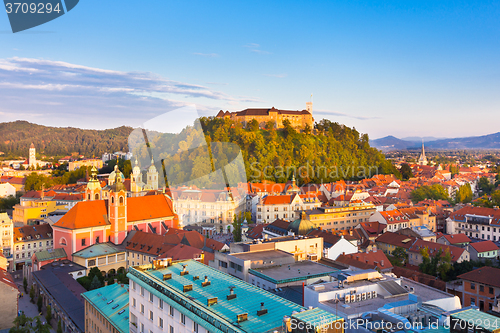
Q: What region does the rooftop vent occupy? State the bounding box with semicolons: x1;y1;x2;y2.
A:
118;309;125;315
183;284;193;292
112;304;119;309
193;276;199;281
207;297;218;306
202;276;211;287
227;286;237;300
237;313;248;323
257;302;268;316
180;264;189;276
107;299;114;305
162;273;172;281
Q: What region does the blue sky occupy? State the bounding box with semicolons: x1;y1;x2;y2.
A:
0;0;499;139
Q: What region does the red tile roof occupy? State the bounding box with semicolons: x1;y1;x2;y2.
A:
469;241;499;253
409;239;466;262
14;224;53;242
439;233;471;245
0;268;18;290
375;232;416;249
342;250;393;270
54;195;176;230
262;195;292;205
458;266;500;288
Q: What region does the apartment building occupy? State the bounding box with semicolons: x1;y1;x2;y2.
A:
458;266;500;312
255;193;321;223
127;259;340;333
447;206;500;242
13;224;53;270
170;187;246;233
303;201;377;231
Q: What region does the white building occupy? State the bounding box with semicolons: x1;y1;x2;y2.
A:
0;182;16;198
447;206;500;242
256;193;321;223
128;259;340;333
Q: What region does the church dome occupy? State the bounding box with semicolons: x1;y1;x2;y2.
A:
109;165;125;182
288;216;315;235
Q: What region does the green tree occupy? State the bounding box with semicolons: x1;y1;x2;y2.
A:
392;247;408;265
10;314;51;333
455;184;473;203
90;275;102;290
399;164;414;180
265;120;275;130
478;177;494;195
57;320;62;333
37;294;43;312
45;305;52;324
411;184;449;203
23;277;27;293
246;119;260;132
29;285;35;303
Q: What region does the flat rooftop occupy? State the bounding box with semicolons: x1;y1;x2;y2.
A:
128;260;334;333
316;276;454;317
231;249;292;261
82;284;129;333
73;242;125;258
249;261;337;284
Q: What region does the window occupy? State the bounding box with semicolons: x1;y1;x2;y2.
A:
141;287;144;296
159;299;163;309
194;322;199;333
39;241;42;247
480;285;484;292
489;287;494;294
169;305;174;316
140;304;144;314
141;323;144;333
132;281;136;290
96;236;100;243
159;317;163;328
28;243;30;249
82;238;86;246
133;298;136;307
470;283;475;290
149;311;153;321
169;326;174;333
33;243;36;248
180;313;185;325
149;292;153;302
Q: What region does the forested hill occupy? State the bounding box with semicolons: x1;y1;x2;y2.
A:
0;121;133;158
0;119;398;182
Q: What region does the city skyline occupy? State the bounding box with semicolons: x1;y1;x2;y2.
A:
1;1;499;139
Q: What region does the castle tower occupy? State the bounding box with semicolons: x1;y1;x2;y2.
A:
306;101;313;114
418;140;428;166
28;143;36;168
108;168;127;244
85;166;102;201
147;158;159;190
130;158;142;193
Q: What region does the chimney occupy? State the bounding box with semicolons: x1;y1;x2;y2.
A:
202;275;211;287
257;302;268;316
227;287;237;300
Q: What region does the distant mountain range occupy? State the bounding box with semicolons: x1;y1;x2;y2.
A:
371;132;500;150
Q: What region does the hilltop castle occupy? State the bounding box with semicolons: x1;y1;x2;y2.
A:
216;102;314;129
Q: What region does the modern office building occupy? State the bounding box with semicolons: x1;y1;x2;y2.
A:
127;259;343;333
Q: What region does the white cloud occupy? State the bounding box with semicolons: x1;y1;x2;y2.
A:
0;57;260;129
